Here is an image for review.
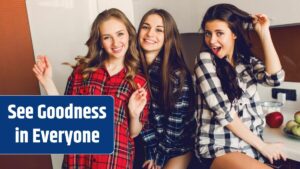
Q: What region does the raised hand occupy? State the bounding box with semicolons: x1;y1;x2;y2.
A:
128;83;147;120
252;14;271;36
32;55;59;95
32;55;53;86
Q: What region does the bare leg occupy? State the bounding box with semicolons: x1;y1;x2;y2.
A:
211;152;272;169
164;152;192;169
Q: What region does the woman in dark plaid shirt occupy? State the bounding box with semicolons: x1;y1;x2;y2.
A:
194;4;286;169
135;9;195;169
33;8;150;169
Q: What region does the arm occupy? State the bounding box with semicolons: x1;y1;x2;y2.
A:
253;14;282;74
251;56;285;86
250;14;285;87
128;83;149;138
195;52;286;163
32;55;59;95
227;112;286;164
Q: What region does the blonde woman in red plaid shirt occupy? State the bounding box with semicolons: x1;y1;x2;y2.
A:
33;8;150;169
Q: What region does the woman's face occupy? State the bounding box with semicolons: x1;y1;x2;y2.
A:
139;14;165;56
204;19;236;59
100;18;129;61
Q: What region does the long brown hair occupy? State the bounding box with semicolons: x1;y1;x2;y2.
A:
137;9;190;113
74;8;139;88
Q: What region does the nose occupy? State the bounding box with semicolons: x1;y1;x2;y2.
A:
209;34;217;44
111;37;119;46
146;28;155;37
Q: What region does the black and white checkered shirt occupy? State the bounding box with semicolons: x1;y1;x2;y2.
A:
194;52;285;162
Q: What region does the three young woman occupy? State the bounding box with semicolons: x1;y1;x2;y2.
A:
33;3;287;169
194;3;286;169
33;8;149;169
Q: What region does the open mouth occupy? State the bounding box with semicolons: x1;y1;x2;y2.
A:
211;46;221;55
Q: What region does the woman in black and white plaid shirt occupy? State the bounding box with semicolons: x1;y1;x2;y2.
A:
194;4;286;169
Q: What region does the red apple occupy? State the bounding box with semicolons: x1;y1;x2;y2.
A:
266;112;284;128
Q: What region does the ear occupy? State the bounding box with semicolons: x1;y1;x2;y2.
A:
233;33;237;39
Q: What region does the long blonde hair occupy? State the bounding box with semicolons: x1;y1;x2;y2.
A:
73;8;139;88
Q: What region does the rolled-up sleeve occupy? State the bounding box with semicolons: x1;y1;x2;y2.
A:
250;57;285;86
194;52;236;126
142;114;158;161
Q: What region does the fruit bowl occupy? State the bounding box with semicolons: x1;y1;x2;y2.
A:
283;127;300;140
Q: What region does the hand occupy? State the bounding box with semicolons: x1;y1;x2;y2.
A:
32;55;53;86
252;14;270;35
128;83;147;119
153;164;161;169
142;160;155;169
258;142;287;164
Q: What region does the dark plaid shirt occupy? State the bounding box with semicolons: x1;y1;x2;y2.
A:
141;56;195;167
62;66;150;169
194;52;285;162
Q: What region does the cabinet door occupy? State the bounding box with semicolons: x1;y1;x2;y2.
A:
0;0;40;95
0;0;52;169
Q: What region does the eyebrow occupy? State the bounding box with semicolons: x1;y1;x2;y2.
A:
205;29;224;32
143;22;164;28
101;29;125;36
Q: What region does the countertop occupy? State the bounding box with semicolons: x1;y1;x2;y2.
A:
263;108;300;161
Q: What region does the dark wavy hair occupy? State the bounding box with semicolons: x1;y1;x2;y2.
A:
137;9;191;113
72;8;139;88
201;3;255;102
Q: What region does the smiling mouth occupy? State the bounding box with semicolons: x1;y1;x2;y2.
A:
112;46;123;53
144;39;156;44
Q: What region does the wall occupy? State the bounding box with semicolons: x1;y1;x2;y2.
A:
98;0;134;23
133;0;300;32
133;0;202;32
26;0;96;95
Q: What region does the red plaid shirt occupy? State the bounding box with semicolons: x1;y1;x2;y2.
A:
62;66;150;169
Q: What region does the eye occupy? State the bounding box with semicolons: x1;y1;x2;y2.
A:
141;25;150;30
204;31;212;37
117;32;124;37
216;32;224;37
102;36;111;40
156;28;164;33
